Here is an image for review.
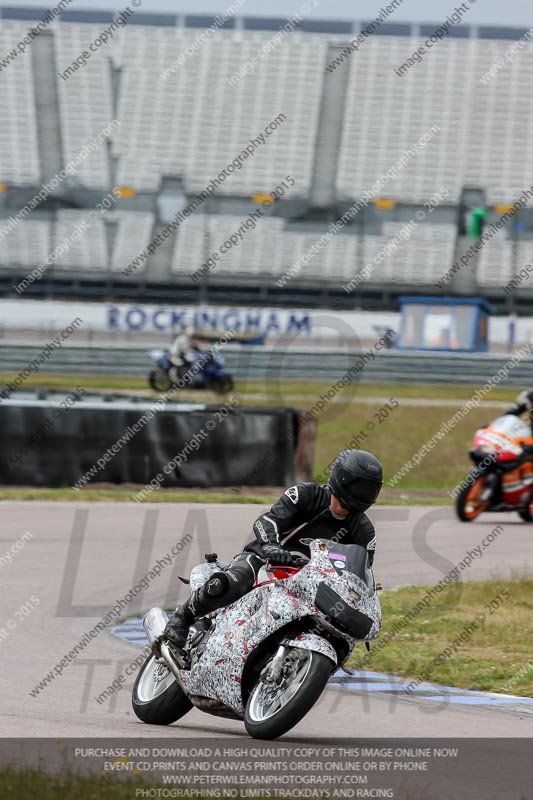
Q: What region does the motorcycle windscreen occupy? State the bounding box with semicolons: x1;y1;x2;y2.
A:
486;415;531;438
474;414;532;459
319;539;374;593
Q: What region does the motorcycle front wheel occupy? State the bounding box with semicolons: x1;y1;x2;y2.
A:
244;648;332;740
132;653;192;725
149;369;172;393
209;374;234;394
518;505;533;522
455;476;490;522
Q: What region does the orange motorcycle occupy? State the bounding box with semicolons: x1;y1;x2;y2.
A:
456;413;533;522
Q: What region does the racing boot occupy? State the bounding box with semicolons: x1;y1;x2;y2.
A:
163;572;230;651
163;600;195;651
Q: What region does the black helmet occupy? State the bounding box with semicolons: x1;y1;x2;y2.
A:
328;450;383;512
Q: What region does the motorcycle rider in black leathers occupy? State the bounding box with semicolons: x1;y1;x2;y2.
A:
504;391;533;427
163;449;383;653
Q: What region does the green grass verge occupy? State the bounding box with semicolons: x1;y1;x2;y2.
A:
350;578;533;697
0;770;286;800
0;373;521;500
0;371;520;402
312;399;495;492
0;487;280;504
0;769;145;800
0;486;449;504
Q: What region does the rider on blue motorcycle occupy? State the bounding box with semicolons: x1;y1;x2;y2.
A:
163;449;383;653
168;327;203;382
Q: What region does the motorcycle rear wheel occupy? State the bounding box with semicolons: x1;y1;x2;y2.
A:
149;369;172;393
244;648;332;740
132;654;192;725
456;477;490;522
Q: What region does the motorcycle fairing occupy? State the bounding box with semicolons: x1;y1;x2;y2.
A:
178;579;318;715
177;540;381;716
473;414;533;461
281;632;337;664
469;414;533;507
149;349;172;370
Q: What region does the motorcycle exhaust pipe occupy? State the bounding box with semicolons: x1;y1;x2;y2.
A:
142;607;169;646
143;607;187;674
160;641;186;679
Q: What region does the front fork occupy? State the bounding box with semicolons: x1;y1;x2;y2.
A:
261;645;289;684
480;471;499;501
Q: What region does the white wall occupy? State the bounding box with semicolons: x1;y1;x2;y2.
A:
0;299;530;347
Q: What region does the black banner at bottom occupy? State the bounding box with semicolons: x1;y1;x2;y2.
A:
0;738;531;799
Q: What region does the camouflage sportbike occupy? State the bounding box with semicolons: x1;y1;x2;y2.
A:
132;537;382;740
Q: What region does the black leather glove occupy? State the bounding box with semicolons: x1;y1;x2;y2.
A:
262;543;295;566
290;555;308;568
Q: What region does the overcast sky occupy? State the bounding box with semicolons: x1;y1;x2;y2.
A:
13;0;533;26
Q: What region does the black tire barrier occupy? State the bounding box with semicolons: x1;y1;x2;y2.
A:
0;396;316;489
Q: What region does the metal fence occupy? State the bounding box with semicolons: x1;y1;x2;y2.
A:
1;344;532;386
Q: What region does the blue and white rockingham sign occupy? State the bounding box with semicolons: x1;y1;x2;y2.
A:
0;299;402;341
107;304;311;336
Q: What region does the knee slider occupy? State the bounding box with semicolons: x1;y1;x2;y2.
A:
205;571;229;598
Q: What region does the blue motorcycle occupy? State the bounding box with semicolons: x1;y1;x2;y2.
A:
148;349;234;394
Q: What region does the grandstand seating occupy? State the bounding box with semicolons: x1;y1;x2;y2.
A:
0;22;40;185
112;29;324;195
55;26;114;189
112;28;197;192
109;211;154;272
50;26;533;207
359;222;457;285
0;220;50;268
477;229;514;287
0;213;522;290
171;215;357;280
337;38;470;205
3;21;533;207
338;37;533;206
53;210;108;270
515;243;533;280
1;16;532;295
466;40;533;205
171;214;455;284
0;211;155;273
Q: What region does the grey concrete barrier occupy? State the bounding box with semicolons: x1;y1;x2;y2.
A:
0;344;532;385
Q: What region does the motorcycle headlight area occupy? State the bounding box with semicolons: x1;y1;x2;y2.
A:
314;582;373;639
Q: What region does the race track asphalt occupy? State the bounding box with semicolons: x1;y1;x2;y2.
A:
1;502;532;741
